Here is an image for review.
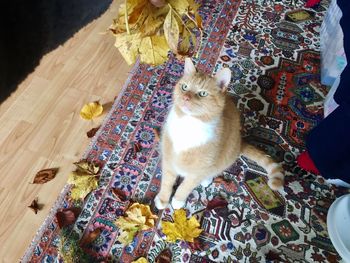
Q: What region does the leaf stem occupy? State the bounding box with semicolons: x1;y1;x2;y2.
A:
185;13;203;58
124;0;130;34
168;4;195;38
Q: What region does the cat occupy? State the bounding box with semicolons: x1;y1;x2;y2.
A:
154;58;284;210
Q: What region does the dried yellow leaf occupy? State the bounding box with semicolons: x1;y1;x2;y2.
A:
80;101;103;120
74;160;100;175
164;9;180;52
168;0;189;14
132;257;148;263
140;13;165;37
115;203;158;245
115;33;143;65
68;173;98;200
139;35;169;65
161;209;202;243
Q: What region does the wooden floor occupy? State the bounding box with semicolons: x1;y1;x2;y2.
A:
0;1;130;261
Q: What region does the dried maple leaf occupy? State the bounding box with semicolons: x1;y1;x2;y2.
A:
115;203;158;245
32;168;58;184
161;209;202;242
73;160;100;175
56;207;82;228
28;198;41;214
80;101;103;120
80;228;102;247
68;173;99;201
155;248;172;263
86;126;100;138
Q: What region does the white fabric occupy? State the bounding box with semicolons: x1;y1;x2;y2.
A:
321;0;348;117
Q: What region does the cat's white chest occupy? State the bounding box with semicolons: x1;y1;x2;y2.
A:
166;109;216;153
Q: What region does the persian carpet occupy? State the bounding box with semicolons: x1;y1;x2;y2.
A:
23;0;350;262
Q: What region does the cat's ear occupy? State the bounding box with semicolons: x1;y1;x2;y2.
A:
184;58;196;76
215;68;231;91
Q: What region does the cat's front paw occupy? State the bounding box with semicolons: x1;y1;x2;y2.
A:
268;176;284;191
171;197;186;209
154;195;168;210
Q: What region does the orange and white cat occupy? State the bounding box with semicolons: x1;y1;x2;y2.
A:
155;58;284;209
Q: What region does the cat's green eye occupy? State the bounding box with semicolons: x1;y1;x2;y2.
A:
181;84;189;91
198;91;208;97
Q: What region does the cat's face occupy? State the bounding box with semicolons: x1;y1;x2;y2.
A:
173;58;231;120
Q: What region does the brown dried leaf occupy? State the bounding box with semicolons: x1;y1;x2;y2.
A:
133;142;142;153
28;198;40;214
112;188;129;202
154;127;160;142
56;207;82;228
32;168;58;184
155;248;172;263
80;228;102;247
86;126;101;138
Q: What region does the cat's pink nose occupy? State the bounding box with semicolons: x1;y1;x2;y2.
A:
183;94;191;101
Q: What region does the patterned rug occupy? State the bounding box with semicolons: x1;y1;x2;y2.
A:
23;0;350;262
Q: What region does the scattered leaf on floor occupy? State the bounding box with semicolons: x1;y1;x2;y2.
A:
32;168;58;184
155;248;172;263
68;173;99;201
28;198;41;214
73;160;100;176
265;250;283;261
206;196;228;210
132;257;148;263
161;209;202;242
133;142;142;153
115;203;158;245
80;228;102;247
56;207;82;228
86;126;101;138
154;127;160;142
80;101;103;120
112;188;129;202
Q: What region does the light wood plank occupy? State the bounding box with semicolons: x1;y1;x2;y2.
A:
0;1;130;261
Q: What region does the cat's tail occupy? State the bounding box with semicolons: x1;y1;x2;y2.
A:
240;142;284;190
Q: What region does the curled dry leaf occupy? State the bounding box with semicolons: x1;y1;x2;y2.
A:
133;142;142;153
86;126;101;138
153;127;160;142
112;188;129;202
115;203;158;245
161;209;202;242
163;8;180;52
73;160;100;175
56;207;82;228
80;101;103;120
32;168;58;184
155;248;172;263
80;228;102;247
206;196;228;210
28;198;41;214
